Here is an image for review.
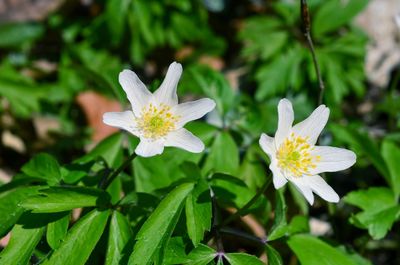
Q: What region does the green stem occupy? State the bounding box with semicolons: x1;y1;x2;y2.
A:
220;227;266;245
220;177;271;227
101;152;137;189
211;189;225;253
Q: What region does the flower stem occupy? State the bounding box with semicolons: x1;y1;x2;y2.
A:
220;177;271;227
211;188;225;253
220;227;266;246
300;0;325;105
101;152;137;189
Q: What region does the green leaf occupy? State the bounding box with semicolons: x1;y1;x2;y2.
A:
105;0;132;44
353;206;400;240
129;183;194;265
203;132;239;176
335;246;372;265
164;237;191;265
61;166;87;184
185;179;212;246
0;22;44;47
268;189;287;241
225;253;265;265
329;124;390;181
181;64;235;115
186;244;217;265
0;186;42;237
133;153;185;193
288;234;357;265
0;223;45;264
43;209;110;265
73;44;126;103
0;62;50;117
46;212;70;249
185;122;218;147
344;187;395;212
255;47;300;100
323;56;349;103
210;174;267;213
265;244;283;265
381;140;400;198
22;153;61;185
0;78;41;117
288;183;309;215
21;187;110;213
344;187;400;239
313;0;369;36
238;144;266;190
239;19;288;61
106;211;133;265
75;133;123;168
286;216;309;235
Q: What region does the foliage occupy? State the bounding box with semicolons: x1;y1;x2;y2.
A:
238;0;368;104
0;0;399;264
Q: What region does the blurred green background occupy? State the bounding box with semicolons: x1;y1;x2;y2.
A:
0;0;400;264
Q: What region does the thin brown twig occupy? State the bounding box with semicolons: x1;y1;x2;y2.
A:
301;0;325;105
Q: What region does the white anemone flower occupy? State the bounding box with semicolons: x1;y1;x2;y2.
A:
103;62;216;157
259;99;356;205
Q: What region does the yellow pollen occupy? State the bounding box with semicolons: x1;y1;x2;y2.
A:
136;103;179;139
276;135;320;177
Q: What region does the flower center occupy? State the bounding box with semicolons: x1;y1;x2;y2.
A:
136;103;179;139
276;133;320;177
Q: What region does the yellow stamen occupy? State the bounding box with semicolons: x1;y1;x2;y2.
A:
136;103;179;139
276;135;320;177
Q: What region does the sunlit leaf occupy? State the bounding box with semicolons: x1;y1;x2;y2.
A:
288;234;357;265
0;222;45;264
344;187;400;239
265;244;283;265
46;212;70;249
203;132;239;176
106;211;133;265
43;209;110;265
186;244;217;265
22;153;61;185
268;190;287;241
225;253;265;265
21;187;110;213
313;0;369;36
129;183;194;265
381;140;400;198
0;186;43;237
185;179;212;246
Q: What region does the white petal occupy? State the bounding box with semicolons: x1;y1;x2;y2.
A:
119;70;152;116
103;111;139;136
275;99;294;147
269;162;288;189
164;128;204;153
135;139;164;157
172;98;216;128
310;146;356;175
259;133;275;156
303;175;340;203
292;105;329;145
290;178;314;205
153;62;182;106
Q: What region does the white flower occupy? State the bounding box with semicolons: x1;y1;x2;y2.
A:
103;62;216;157
259;99;356;205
